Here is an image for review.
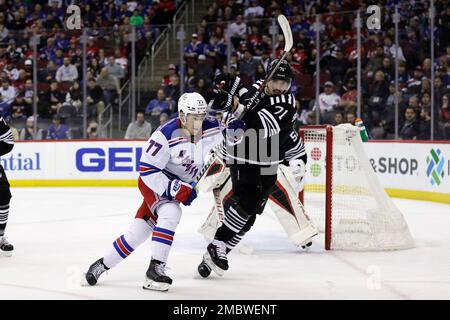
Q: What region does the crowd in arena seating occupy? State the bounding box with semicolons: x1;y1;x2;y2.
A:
0;0;177;140
149;0;449;140
1;0;449;141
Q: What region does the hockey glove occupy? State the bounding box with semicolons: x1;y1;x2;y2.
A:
207;88;234;111
226;118;246;146
288;159;306;193
213;74;242;95
167;179;198;206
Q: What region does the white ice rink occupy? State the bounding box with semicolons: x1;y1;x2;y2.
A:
0;187;449;300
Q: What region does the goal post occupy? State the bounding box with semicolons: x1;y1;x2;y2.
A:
299;124;414;251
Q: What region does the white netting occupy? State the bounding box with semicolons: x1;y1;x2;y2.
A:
301;124;414;251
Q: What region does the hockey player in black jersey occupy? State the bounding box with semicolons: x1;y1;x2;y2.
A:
0;117;14;256
200;59;309;276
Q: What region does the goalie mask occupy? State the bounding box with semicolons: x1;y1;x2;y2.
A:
178;92;207;136
266;59;293;95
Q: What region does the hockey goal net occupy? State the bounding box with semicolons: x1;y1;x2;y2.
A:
299;124;414;251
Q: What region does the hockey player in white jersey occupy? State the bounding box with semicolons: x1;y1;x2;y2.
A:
84;92;223;291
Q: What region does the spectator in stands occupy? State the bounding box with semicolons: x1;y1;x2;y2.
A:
88;57;101;78
314;81;341;124
407;95;420;119
65;80;82;113
24;59;33;79
372;89;405;139
434;76;449;105
14;69;27;92
334;112;344;126
140;15;160;55
23;79;35;112
406;66;424;96
366;70;389;128
159;112;169;127
125;111;152;139
86;36;99;58
399;107;420;140
47;115;69;140
96;68;120;106
366;45;385;77
4;60;19;81
87;78;105;118
194;54;214;85
40;60;58;83
56;57;79;82
346;112;356;126
384;36;405;62
305;111;317;126
184;33;203;58
40;38;57;61
162;64;178;87
130;9;144;26
326;49;351;85
0;80;16;105
53;48;64;67
20;116;38;141
46;80;65;117
105;56;125;81
0;94;10;118
244;0;264;19
97;49;108;67
229;15;247;50
239;49;259;81
205;34;226;66
194;78;208;98
164;75;180;106
255;63;266;81
417;105;434;140
6;39;22;61
338;78;357;114
10;92;28;119
44;9;63;29
184;66;196;92
441;94;450;139
113;49;128;71
87;120;99;139
145;89;171;116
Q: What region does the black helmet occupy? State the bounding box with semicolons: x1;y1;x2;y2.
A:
267;59;292;82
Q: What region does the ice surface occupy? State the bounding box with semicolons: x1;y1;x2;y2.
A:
0;187;449;300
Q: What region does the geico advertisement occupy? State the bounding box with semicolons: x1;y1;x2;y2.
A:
2;141;145;180
365;142;450;193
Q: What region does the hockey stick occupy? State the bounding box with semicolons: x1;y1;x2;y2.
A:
193;15;293;188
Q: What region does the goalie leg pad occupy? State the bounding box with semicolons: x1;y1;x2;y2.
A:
267;166;318;247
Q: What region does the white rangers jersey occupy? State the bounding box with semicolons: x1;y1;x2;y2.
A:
139;117;223;197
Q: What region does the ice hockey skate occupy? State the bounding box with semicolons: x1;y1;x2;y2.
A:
202;240;228;277
0;236;13;257
143;259;173;292
84;258;109;286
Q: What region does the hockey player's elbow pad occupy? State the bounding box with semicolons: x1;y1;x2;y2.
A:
167;179;197;205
